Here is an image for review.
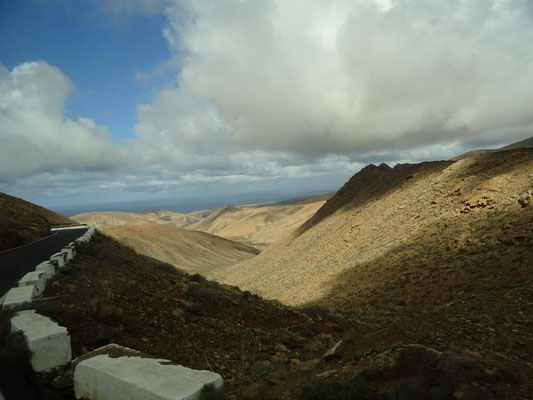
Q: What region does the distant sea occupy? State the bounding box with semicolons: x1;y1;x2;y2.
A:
52;190;330;218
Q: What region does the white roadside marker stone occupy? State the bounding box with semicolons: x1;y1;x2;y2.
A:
18;271;46;296
62;247;74;262
35;261;56;279
50;252;67;268
74;344;223;400
10;310;72;372
2;286;34;309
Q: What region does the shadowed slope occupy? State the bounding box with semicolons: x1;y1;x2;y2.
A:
0;192;74;251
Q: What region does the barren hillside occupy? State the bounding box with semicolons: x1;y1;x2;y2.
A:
101;224;259;275
186;200;327;249
72;208;212;230
210;149;533;361
73;196;329;249
3;168;531;399
0;192;74;251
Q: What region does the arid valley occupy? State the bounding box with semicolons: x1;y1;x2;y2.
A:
1;140;531;399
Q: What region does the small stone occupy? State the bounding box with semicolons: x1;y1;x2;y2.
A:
273;352;288;362
275;343;288;353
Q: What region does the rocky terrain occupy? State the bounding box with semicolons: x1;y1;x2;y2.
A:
210;148;533;386
101;223;259;275
0;193;74;251
19;232;533;399
36;233;352;398
1;141;532;399
73;195;329;250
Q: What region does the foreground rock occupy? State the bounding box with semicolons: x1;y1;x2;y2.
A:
74;344;223;400
357;344;531;400
10;310;71;372
2;285;34;309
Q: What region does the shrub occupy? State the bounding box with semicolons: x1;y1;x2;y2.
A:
0;309;33;376
200;383;227;400
301;305;346;328
187;284;228;309
0;331;33;375
190;273;206;282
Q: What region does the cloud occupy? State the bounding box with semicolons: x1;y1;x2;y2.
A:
0;62;122;180
3;0;533;204
144;0;533;157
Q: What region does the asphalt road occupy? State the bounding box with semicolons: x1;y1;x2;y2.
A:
0;228;87;297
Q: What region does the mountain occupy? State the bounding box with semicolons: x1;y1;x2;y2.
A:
73;194;330;249
451;135;533;161
72;208;212;230
100;224;259;275
210;148;533;365
2;159;531;398
0;192;74;251
185;198;330;249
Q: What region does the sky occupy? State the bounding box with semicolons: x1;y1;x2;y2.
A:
1;0;532;214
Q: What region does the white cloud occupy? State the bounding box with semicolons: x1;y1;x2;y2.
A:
0;62;122;180
142;0;533;156
3;0;533;204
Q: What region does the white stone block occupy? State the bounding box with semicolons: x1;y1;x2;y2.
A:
74;344;223;400
62;248;74;262
66;243;77;256
36;261;56;279
18;271;46;296
50;252;66;268
10;310;71;372
75;236;89;244
2;286;34;309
